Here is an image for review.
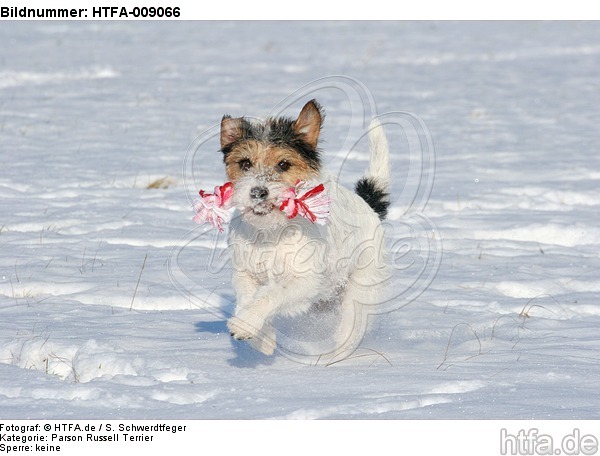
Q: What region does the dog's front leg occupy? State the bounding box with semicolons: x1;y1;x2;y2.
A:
227;288;278;355
227;269;261;338
227;274;323;355
227;269;279;355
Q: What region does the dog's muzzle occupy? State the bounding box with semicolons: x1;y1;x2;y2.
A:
248;186;274;216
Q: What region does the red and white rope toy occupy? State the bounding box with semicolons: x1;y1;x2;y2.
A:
192;181;234;232
192;180;330;231
278;181;330;225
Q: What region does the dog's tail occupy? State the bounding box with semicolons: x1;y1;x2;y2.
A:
355;118;390;220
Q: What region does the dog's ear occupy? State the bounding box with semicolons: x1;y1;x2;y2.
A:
292;100;323;150
220;115;243;150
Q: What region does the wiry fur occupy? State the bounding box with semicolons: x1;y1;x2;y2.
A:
355;117;391;219
221;100;391;358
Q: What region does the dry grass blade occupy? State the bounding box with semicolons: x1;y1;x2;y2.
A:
325;348;392;367
146;176;173;189
130;251;149;311
437;322;481;370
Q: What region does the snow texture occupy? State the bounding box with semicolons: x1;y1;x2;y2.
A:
1;21;599;419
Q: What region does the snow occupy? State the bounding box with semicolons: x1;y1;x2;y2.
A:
1;21;599;419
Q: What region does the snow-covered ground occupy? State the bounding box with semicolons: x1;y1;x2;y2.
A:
1;21;599;419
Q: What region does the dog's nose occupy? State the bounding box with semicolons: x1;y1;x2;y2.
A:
250;186;269;201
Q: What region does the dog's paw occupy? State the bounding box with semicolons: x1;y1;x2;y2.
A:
249;328;277;356
227;315;277;355
227;316;258;340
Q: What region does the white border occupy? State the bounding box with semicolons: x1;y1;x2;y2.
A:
1;420;599;456
0;0;598;20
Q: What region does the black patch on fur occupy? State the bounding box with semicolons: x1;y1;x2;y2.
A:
355;177;390;220
220;116;322;171
265;117;321;169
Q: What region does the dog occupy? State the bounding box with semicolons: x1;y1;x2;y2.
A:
221;100;391;358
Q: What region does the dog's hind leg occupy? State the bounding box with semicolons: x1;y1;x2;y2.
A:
329;281;369;361
330;251;390;361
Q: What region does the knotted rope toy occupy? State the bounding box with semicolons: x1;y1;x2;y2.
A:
192;180;331;231
192;181;234;232
278;182;330;225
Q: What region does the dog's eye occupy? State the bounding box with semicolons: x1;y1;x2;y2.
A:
238;158;252;171
277;160;291;172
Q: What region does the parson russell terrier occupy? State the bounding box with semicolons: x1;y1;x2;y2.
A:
212;100;391;357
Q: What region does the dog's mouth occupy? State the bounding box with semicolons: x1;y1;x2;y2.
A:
249;203;275;216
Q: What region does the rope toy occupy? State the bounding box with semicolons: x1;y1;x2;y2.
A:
192;180;330;231
192;182;234;232
279;181;330;225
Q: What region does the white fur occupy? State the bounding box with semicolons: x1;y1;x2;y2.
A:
366;118;390;192
226;120;390;359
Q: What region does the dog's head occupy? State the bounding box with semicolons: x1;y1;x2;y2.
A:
220;100;324;228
